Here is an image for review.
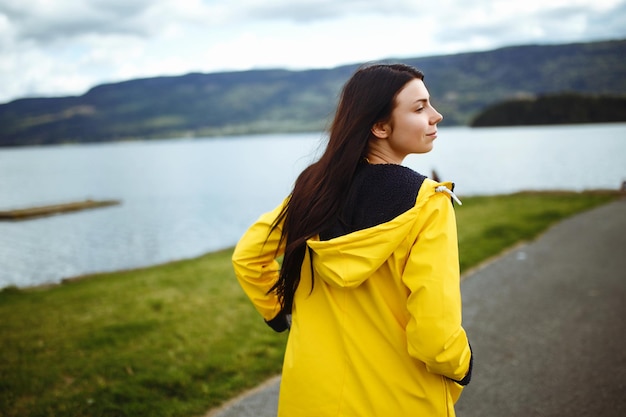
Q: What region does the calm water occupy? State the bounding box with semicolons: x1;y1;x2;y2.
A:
1;124;624;288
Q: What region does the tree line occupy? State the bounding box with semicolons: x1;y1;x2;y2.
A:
470;93;626;127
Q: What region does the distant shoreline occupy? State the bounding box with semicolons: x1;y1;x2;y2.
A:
1;39;624;147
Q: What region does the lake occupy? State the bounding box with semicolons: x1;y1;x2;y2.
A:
1;123;625;289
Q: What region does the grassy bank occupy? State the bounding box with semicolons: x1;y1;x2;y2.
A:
0;191;621;417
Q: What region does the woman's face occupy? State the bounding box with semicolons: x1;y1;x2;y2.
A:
375;78;443;162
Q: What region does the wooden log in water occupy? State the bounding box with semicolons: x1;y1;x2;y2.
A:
0;199;121;221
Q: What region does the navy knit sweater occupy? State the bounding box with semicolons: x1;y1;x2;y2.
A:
320;162;426;241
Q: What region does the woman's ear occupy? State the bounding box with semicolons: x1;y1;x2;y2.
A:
371;121;390;139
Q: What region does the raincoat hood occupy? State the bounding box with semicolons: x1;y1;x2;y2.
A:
308;180;458;289
308;207;417;288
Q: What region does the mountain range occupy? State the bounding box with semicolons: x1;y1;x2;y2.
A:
1;39;625;147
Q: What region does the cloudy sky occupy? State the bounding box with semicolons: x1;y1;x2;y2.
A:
1;0;625;103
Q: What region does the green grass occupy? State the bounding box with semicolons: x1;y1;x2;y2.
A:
0;191;621;417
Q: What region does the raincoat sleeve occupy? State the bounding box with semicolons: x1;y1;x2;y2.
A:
232;200;288;331
402;190;472;383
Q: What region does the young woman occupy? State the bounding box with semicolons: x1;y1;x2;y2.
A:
232;63;472;416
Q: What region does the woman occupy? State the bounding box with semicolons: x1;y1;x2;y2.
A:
232;63;472;416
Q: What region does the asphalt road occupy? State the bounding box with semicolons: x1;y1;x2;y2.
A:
206;198;626;417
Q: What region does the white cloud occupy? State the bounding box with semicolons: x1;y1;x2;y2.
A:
0;0;625;103
236;0;424;22
2;0;147;42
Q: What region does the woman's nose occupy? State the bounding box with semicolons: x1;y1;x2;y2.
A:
431;107;443;124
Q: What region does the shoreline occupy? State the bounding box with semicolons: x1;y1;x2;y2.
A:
0;247;235;292
2;189;623;292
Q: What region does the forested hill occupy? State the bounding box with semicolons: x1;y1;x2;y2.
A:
1;39;625;147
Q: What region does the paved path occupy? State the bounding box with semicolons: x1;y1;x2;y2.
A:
207;198;626;417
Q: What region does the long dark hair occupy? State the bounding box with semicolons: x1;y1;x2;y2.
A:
269;63;425;313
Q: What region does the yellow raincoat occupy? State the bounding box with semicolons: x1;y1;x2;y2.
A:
233;179;472;416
